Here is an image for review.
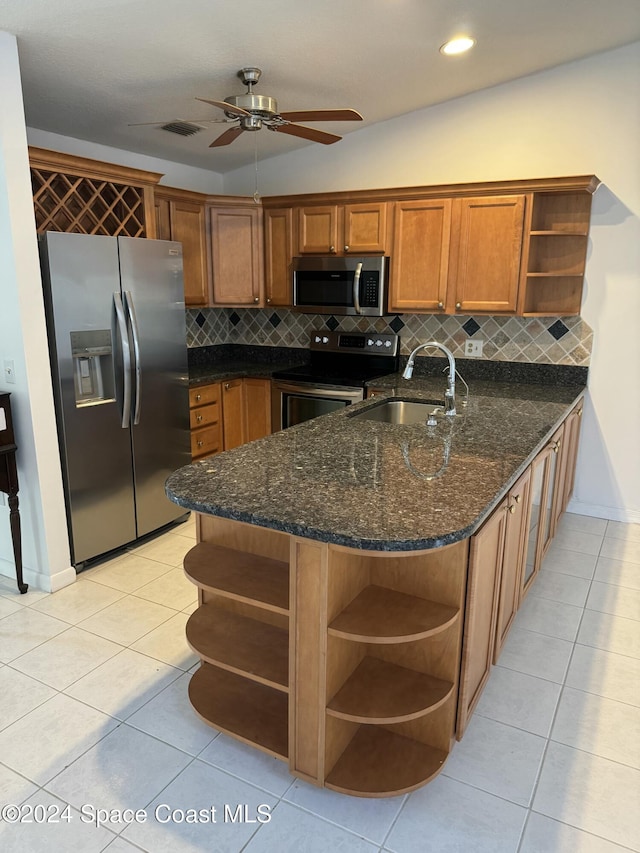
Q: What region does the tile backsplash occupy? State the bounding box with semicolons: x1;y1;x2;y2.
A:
186;308;592;367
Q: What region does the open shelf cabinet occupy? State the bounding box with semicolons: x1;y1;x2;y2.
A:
519;190;595;316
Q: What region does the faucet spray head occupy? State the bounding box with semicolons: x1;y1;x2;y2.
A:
402;360;414;380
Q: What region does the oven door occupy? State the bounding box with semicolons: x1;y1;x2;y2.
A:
271;380;364;431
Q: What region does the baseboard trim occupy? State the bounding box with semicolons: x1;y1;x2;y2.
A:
567;498;640;525
0;558;76;593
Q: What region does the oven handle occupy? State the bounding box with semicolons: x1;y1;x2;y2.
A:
353;262;363;314
272;380;364;402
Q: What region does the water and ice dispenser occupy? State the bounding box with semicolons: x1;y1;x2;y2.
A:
70;330;115;406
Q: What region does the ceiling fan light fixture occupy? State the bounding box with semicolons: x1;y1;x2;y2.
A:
440;36;476;56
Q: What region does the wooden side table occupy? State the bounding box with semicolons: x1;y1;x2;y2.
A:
0;393;27;594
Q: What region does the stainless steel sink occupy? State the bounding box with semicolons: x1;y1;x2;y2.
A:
348;398;445;425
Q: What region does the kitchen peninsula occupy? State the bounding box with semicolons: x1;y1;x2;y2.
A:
166;373;585;797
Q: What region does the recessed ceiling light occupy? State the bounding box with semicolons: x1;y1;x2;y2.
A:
440;37;476;56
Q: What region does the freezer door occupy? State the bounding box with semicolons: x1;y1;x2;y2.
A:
117;237;190;536
39;232;137;565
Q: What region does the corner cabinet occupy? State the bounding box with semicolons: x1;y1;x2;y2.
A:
208;205;264;306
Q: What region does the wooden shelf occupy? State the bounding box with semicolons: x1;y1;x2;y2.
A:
189;663;288;760
186;605;289;692
328;585;458;643
327;656;453;723
526;272;583;278
184;542;289;614
529;230;588;236
325;726;448;797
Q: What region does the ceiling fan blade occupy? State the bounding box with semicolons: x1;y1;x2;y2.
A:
196;97;251;118
278;109;363;123
272;123;342;145
209;126;244;147
128;118;230;127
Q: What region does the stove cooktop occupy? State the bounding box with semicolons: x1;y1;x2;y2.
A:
271;330;400;388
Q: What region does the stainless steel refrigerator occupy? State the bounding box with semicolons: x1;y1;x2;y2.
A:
39;231;190;567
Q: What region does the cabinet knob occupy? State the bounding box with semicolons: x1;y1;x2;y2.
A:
196;414;202;423
578;408;583;417
253;296;259;303
330;245;336;253
266;297;271;304
508;505;516;514
195;393;201;402
344;245;349;252
224;383;230;390
197;440;203;448
455;302;462;310
513;494;521;503
552;441;560;453
437;301;444;309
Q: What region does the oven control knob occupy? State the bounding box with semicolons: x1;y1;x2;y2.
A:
375;340;383;347
322;336;329;344
315;336;322;343
384;340;391;348
367;339;374;346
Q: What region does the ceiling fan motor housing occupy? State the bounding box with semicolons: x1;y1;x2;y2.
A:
225;93;279;119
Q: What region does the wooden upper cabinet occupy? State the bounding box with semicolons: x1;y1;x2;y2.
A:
264;207;294;306
343;202;388;253
170;198;210;307
450;195;526;314
389;199;451;312
209;205;264;306
297;205;339;254
297;202;388;255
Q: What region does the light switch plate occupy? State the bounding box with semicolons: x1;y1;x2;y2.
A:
3;359;16;384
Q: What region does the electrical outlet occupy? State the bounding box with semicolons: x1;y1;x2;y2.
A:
464;339;483;358
3;359;16;384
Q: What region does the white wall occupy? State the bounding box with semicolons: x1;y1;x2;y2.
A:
27;128;225;195
226;42;640;523
0;32;74;591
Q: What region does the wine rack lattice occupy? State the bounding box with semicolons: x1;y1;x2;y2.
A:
31;168;147;237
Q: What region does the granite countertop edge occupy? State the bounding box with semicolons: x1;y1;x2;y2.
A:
167;377;586;553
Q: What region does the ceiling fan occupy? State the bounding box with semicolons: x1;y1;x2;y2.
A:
130;67;363;148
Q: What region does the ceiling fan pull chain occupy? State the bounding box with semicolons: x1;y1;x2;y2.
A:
253;134;260;204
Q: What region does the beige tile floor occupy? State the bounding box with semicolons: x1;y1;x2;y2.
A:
0;512;638;852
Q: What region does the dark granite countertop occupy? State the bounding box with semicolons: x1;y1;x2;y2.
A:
166;374;586;552
188;344;307;387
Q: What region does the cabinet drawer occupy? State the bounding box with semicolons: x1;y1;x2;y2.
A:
189;384;220;408
190;402;220;430
191;424;222;459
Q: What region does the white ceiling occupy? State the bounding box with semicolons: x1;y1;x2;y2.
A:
3;0;640;173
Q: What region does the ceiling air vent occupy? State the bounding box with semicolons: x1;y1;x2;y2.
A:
160;121;203;137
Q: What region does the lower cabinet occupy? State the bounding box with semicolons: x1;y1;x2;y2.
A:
190;378;272;460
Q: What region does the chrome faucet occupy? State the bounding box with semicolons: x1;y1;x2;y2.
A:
402;341;457;416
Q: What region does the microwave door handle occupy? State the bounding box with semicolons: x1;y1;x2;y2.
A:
353;263;363;314
113;292;132;428
123;291;142;425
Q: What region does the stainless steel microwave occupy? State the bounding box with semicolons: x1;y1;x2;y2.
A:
292;256;389;316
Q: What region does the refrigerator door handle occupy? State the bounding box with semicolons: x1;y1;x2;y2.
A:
124;290;142;426
113;292;132;428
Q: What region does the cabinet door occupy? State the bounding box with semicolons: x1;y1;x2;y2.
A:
539;427;563;560
209;206;264;305
343;202;388;254
520;444;554;602
154;197;171;241
494;467;532;662
244;378;272;442
559;404;583;515
221;379;245;449
457;500;506;738
451;195;525;314
390;199;451;312
264;207;294;306
169;199;210;307
297;206;339;254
